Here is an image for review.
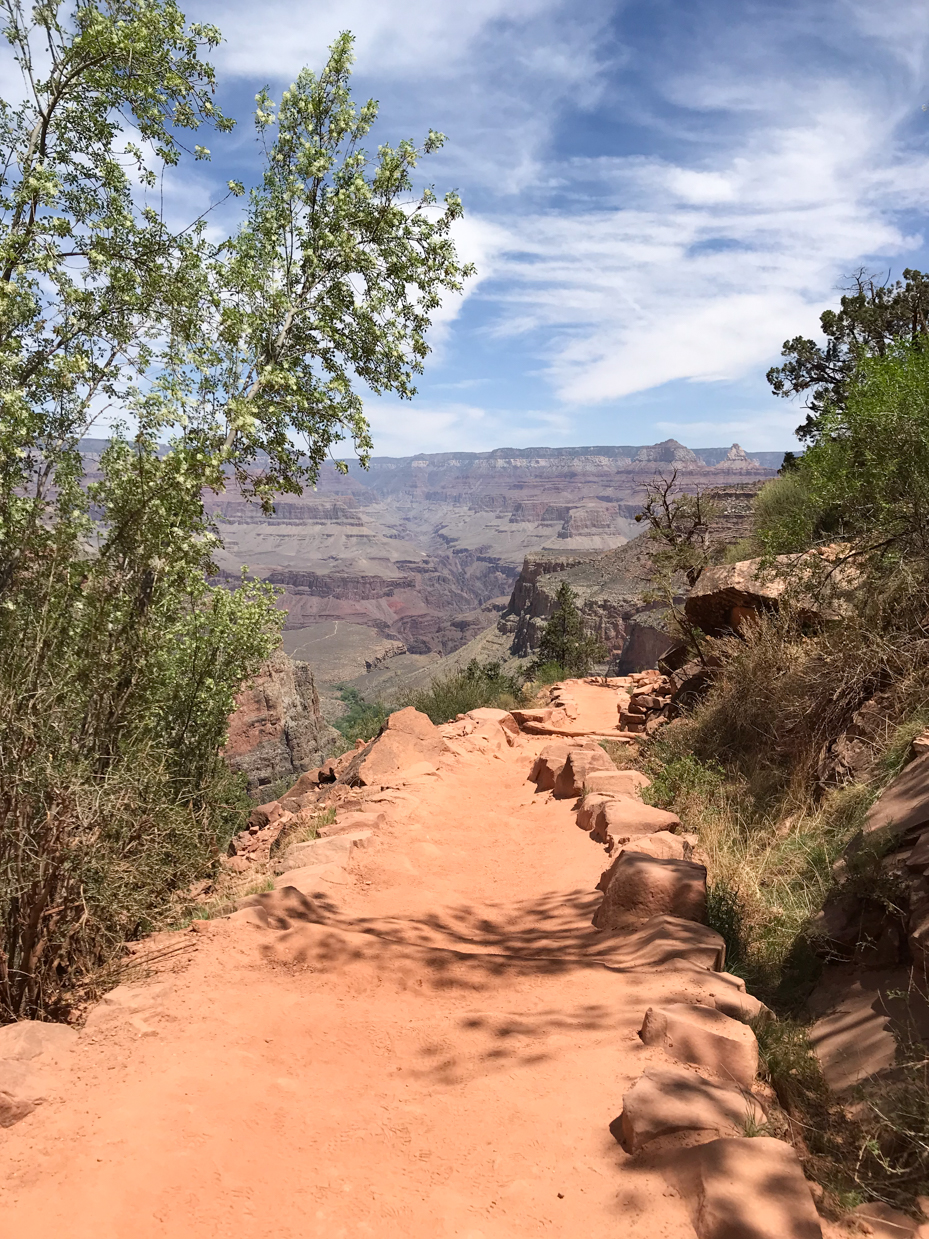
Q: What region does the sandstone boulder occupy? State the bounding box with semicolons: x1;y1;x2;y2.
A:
0;1020;78;1061
577;792;611;832
317;810;388;838
709;990;772;1025
273;833;371;875
620;830;692;862
465;708;520;741
665;1136;822;1239
529;742;573;790
553;747;616;799
584;769;651;798
601;915;726;972
595;852;706;930
590;798;681;850
345;708;447;788
614;1066;766;1153
640;1003;758;1088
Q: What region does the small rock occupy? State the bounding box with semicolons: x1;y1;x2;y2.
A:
664;1136;822;1238
614;1066;767;1152
594;852;707;931
639;1003;759;1088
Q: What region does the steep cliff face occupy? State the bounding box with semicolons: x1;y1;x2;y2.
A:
223;649;339;796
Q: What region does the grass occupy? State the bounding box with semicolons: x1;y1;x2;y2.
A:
641;733;874;999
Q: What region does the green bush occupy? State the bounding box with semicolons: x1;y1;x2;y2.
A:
333;688;392;744
404;660;526;725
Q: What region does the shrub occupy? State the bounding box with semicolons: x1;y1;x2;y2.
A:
333;688;392;745
404;660;526;725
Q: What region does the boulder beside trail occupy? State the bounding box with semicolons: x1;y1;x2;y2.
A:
594;852;706;931
664;1136;822;1239
619;831;692;862
553;747;616;799
590;798;682;850
639;1003;759;1089
529;742;572;790
584;769;651;798
342;707;447;788
614;1066;766;1153
601;916;726;972
576;793;611;832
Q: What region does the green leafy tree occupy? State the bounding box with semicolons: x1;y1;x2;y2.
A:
533;583;606;677
767;268;929;444
0;3;473;1018
759;343;929;565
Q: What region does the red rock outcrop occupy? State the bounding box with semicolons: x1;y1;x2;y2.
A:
223;649;339;797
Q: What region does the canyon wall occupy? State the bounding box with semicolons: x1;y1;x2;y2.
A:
80;438;780;682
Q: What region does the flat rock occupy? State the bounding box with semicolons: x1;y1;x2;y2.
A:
640;1003;759;1088
664;1136;822;1239
552;747;616;799
591;797;682;850
584;769;652;798
614;1066;766;1152
594;851;707;931
600;916;726;972
620;831;692;861
0;1020;78;1061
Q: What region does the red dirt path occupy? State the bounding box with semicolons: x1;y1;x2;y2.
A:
0;689;849;1238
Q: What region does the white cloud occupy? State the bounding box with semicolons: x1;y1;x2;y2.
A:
469;83;929;406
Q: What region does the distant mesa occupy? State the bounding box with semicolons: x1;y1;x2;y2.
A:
633;439;699;465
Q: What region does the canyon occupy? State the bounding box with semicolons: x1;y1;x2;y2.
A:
195;438;779;683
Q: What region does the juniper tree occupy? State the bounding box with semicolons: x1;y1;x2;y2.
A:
534;583;606;677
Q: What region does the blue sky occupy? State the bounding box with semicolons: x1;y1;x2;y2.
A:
53;1;929;454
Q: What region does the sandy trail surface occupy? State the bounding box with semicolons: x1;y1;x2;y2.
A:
0;689;842;1239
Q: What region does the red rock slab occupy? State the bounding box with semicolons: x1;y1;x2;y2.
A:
663;1136;822;1239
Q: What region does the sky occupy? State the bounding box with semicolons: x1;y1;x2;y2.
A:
41;1;929;456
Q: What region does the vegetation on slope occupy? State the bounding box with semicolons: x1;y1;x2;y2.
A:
634;299;929;1210
0;2;471;1020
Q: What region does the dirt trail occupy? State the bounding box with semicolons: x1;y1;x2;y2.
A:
0;688;844;1239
